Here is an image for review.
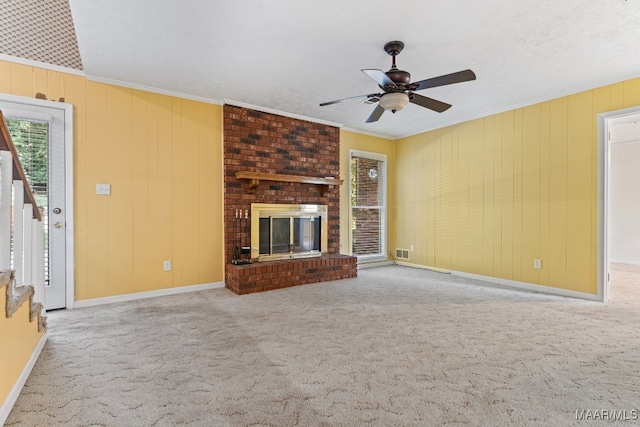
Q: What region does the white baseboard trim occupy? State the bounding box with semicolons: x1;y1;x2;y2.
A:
73;282;226;308
393;262;601;301
358;260;395;269
394;261;452;274
452;271;601;301
611;259;640;266
0;332;47;426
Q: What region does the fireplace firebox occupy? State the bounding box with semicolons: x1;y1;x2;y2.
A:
251;203;328;262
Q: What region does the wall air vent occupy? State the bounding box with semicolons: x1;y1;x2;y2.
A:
395;249;410;260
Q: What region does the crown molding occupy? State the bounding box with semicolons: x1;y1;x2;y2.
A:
0;54;85;77
223;99;342;128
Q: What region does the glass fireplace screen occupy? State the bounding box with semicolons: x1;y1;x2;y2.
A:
259;216;321;256
251;204;328;262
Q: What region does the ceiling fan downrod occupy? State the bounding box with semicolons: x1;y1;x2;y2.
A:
384;41;410;87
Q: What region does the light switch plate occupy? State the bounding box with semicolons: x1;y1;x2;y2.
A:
96;183;111;195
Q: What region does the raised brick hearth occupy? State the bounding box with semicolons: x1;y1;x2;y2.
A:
226;254;357;295
223;105;357;294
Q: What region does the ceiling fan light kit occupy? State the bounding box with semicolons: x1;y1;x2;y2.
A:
379;92;409;112
320;40;476;123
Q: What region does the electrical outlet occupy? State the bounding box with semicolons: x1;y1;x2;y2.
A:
410;244;415;252
534;259;542;269
163;260;171;271
96;183;111;195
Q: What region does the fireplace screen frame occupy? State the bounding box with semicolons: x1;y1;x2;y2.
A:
251;203;328;262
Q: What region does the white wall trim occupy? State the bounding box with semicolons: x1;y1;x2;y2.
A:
0;53;85;77
341;126;395;141
610;138;640;146
63;102;75;309
358;260;395;269
598;106;640;303
223;99;342;128
394;261;601;301
0;332;47;426
73;282;226;308
350;149;388;163
611;259;640;266
452;271;601;301
84;74;223;105
0;92;71;111
394;261;452;274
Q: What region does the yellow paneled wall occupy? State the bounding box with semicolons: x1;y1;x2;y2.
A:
340;130;395;257
0;60;225;300
395;78;640;295
0;290;43;411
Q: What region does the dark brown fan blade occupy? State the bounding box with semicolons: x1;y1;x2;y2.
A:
412;69;476;91
365;104;385;123
410;93;452;113
320;93;380;107
362;69;397;89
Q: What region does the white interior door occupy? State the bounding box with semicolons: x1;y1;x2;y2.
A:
0;96;73;310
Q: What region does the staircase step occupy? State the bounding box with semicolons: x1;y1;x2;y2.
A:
6;283;33;319
0;270;11;288
29;302;42;322
3;269;47;331
38;314;47;332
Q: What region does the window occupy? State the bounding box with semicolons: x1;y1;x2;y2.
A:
350;150;386;259
6;118;50;283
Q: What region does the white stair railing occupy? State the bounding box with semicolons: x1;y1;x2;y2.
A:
0;151;10;270
0;111;45;310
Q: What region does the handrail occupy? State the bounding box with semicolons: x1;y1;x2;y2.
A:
0;110;41;221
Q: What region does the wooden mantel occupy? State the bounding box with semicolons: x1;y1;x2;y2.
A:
235;171;343;196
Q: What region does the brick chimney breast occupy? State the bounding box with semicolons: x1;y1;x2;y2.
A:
223;105;355;294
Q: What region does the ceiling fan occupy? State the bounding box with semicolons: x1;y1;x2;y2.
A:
319;41;476;123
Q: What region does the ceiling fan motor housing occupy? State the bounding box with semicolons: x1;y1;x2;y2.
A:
386;68;411;87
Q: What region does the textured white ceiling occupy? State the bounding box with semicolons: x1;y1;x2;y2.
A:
68;0;640;139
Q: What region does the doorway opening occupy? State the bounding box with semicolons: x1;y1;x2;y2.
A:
599;106;640;302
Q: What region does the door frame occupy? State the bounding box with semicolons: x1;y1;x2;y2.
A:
598;105;640;303
0;92;74;309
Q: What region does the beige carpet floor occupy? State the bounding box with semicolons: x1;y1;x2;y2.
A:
5;264;640;426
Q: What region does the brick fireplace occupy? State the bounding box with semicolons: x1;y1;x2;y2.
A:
223;105;357;294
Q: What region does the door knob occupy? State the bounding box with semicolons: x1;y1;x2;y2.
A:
54;222;63;229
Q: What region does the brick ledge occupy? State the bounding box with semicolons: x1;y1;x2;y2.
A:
226;254;357;295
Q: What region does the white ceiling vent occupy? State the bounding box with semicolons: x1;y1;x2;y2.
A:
395;248;409;260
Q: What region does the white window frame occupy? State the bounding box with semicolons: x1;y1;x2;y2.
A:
349;149;387;261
